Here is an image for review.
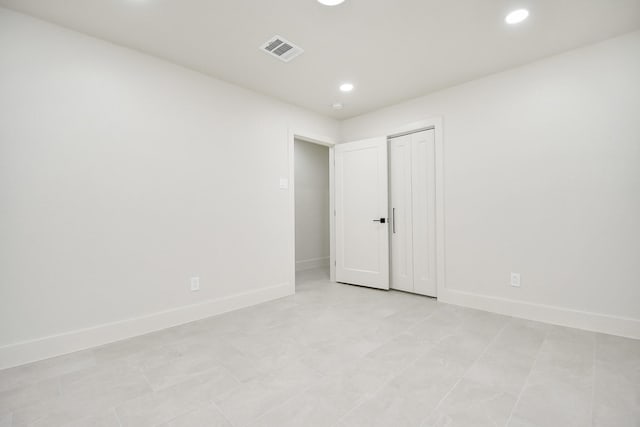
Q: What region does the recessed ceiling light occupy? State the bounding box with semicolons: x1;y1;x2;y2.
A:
505;9;529;24
318;0;345;6
332;102;344;110
340;83;354;92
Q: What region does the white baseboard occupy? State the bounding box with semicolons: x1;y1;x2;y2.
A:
0;282;292;370
439;288;640;340
296;256;329;271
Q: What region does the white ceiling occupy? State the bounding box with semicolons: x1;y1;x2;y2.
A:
2;0;639;119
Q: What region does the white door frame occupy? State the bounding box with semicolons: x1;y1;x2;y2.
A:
384;117;446;298
288;117;444;298
288;129;337;293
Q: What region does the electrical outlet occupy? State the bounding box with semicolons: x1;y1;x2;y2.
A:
190;277;200;292
510;273;521;287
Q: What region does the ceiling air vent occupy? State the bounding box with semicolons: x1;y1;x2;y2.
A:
260;35;304;63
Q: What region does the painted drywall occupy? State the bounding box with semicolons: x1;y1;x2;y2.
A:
0;7;339;365
294;140;330;270
342;31;640;329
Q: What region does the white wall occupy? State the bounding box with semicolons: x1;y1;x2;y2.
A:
2;7;639;369
342;31;640;337
294;140;330;271
0;8;339;367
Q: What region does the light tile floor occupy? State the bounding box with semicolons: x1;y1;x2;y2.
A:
1;268;638;426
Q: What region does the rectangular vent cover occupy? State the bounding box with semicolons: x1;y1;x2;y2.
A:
260;35;304;63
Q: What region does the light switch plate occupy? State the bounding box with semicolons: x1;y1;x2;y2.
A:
510;273;521;287
279;178;289;189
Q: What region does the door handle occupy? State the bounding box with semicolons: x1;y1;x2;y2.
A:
392;208;396;234
372;218;386;224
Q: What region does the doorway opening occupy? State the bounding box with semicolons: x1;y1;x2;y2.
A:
288;131;337;292
294;138;331;287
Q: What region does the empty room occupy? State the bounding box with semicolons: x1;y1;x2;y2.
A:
0;0;639;426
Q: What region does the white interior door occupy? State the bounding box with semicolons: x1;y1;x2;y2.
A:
389;129;437;297
335;137;389;289
411;129;437;296
389;135;414;292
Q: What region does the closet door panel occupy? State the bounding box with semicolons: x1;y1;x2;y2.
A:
411;130;437;296
389;135;414;292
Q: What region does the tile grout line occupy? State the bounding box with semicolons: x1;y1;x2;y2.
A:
333;342;435;427
210;400;237;427
503;325;550;427
238;290;402;424
246;304;434;427
239;367;327;426
136;363;234;426
113;407;124;427
418;317;511;427
76;406;125;427
138;365;154;391
332;305;457;427
218;296;393;426
152;363;246;427
113;366;148;427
